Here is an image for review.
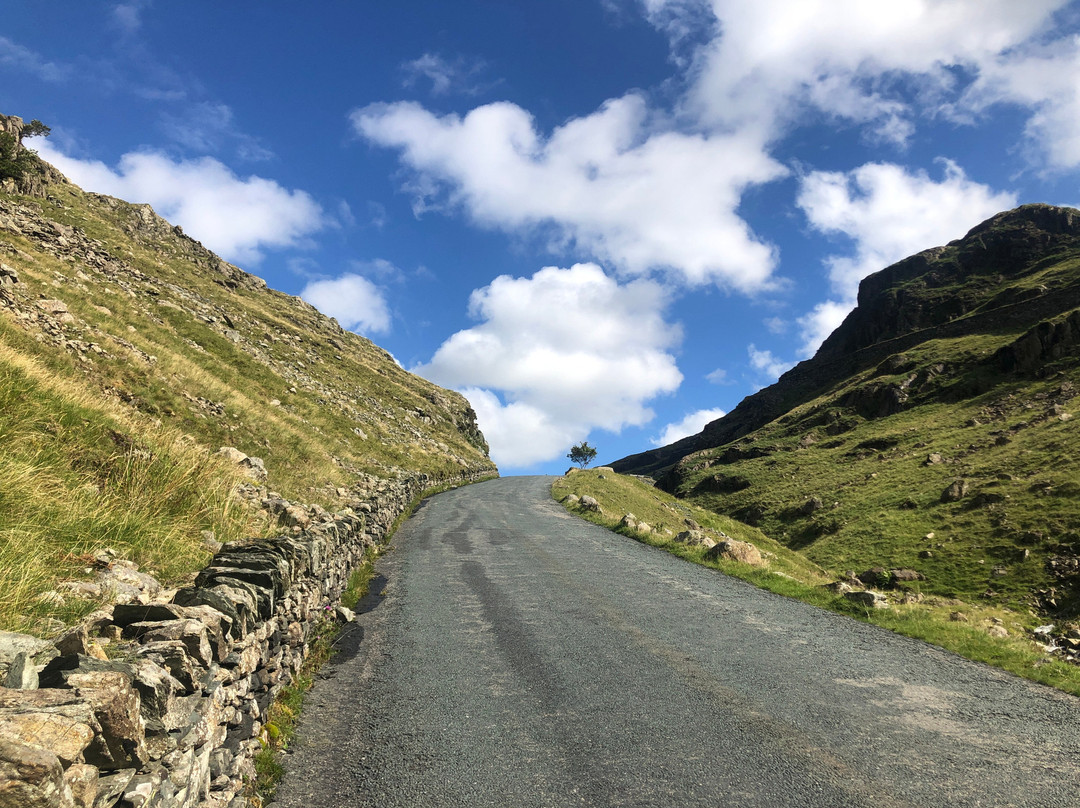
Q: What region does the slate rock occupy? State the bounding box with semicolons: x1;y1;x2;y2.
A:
3;652;38;690
0;739;74;808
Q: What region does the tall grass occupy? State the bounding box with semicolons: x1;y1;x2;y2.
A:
0;342;252;635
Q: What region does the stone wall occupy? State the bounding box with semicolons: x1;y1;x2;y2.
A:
0;468;491;808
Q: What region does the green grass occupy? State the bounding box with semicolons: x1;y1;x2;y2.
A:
554;469;1080;697
670;339;1080;613
0;179;495;636
254;617;338;806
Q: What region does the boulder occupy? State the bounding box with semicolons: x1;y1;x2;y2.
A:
217;447;268;481
704;539;764;566
673;530;717;549
3;653;38;690
0;705;96;767
579;495;601;513
845;590;889;609
61;764;97;808
92;769;135;808
941;479;969;502
0;632;53;674
889;568;925;584
124;620;213;668
66;670;148;770
856;568;891;588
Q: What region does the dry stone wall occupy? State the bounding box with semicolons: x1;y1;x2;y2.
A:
0;468;491;808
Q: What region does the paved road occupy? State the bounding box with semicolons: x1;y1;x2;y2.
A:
275;476;1080;807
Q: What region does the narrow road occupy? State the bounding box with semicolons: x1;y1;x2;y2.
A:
274;476;1080;807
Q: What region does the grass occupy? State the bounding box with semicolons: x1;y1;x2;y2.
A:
0;179;495;635
0;335;253;634
253;617;338;806
669;338;1080;613
554;469;1080;697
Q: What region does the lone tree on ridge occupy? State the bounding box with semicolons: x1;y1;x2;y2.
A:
567;441;598;469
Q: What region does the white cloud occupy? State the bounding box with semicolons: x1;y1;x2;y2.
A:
748;344;793;381
797;160;1017;297
300;274;391;335
792;159;1017;357
796;300;854;359
112;1;151;35
665;0;1067;144
33;141;325;265
414;263;683;468
957;36;1080;170
401;52;490;96
352;95;786;291
652;407;726;446
705;367;730;385
157;102;274;161
0;36;70;82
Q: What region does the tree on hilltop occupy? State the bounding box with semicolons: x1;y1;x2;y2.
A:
567;441;598;469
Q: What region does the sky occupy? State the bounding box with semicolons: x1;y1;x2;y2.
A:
2;1;1079;474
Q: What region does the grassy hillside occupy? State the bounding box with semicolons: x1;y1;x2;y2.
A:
0;159;494;636
605;205;1080;677
555;469;1080;695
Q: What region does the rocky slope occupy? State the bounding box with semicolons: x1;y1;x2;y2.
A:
0;111;495;635
614;204;1080;624
0;112;496;808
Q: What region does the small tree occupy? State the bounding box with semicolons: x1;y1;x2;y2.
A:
22;119;52;141
567;441;598;469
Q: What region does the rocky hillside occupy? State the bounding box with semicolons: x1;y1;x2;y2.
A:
0;112;495;637
614;204;1080;625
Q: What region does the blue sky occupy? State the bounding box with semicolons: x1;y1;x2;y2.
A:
3;1;1079;474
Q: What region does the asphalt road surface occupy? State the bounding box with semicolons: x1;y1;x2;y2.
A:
274;476;1080;807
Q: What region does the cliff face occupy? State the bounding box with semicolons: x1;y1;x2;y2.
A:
0;113;65;197
613;204;1080;479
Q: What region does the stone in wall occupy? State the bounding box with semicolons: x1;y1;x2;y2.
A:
0;466;492;808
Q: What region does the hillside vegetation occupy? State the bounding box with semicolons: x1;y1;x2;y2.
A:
0;113;495;636
556;468;1080;694
611;204;1080;674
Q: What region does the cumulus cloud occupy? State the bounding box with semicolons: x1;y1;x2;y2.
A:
791;159;1017;356
651;407;726;446
352;95;785;291
797;160;1017;297
300;274;392;335
33;141;325;265
667;0;1067;143
957;35;1080;170
414;263;683;468
748;344;794;381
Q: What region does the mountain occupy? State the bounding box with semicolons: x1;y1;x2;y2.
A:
614;203;1080;617
0;112;495;636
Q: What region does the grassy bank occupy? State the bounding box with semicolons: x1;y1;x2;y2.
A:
554;469;1080;696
